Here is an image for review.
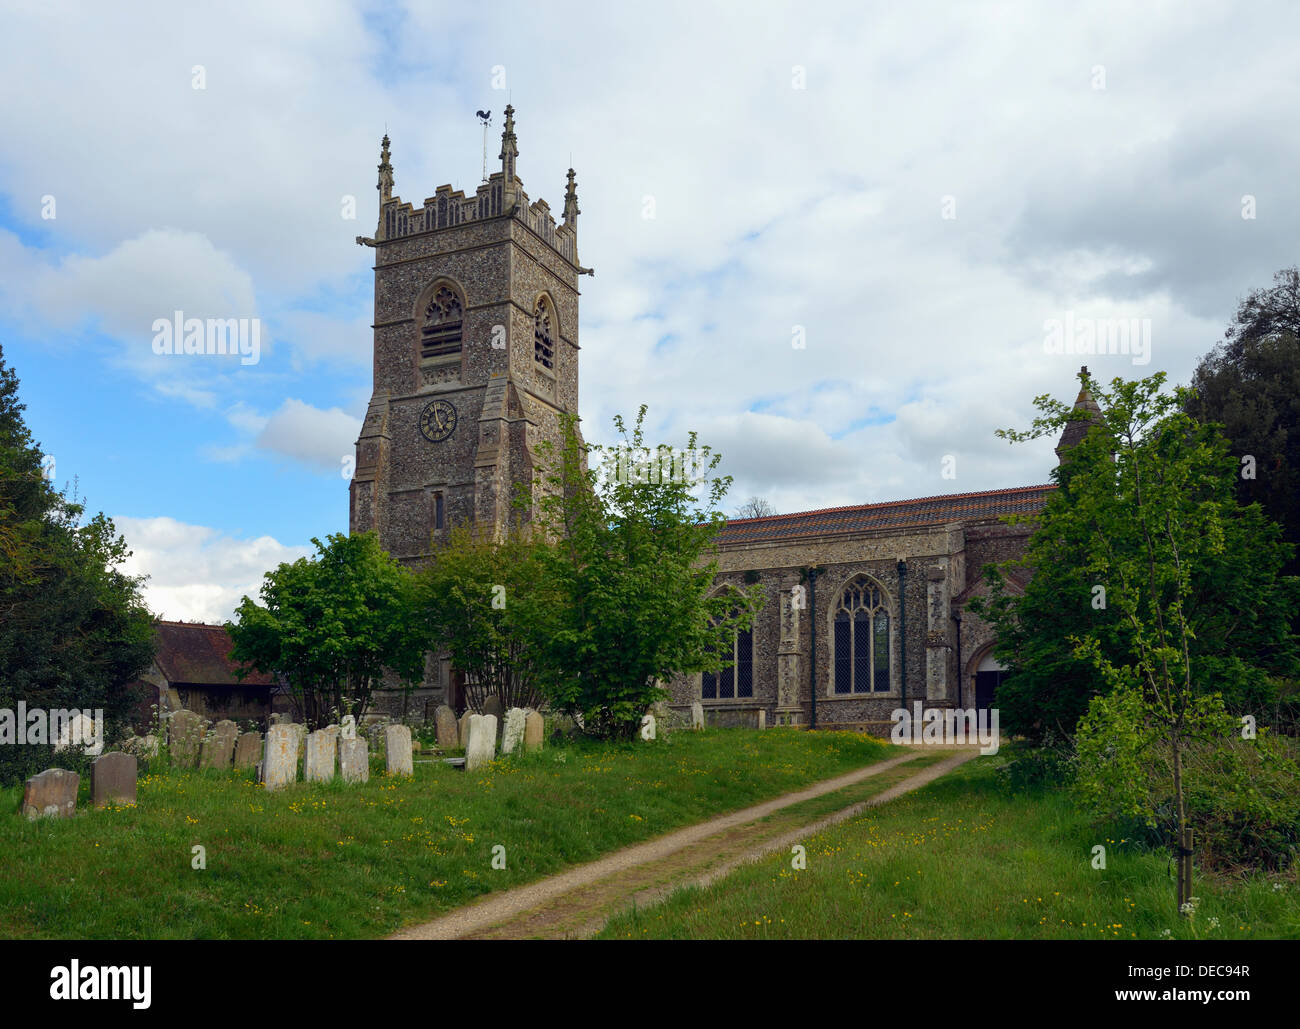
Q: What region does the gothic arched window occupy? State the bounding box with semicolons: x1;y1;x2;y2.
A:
702;614;754;700
832;577;891;694
421;284;463;360
534;297;555;371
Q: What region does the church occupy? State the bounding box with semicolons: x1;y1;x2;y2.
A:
349;109;1094;730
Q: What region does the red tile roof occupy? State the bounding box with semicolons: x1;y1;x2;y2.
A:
716;484;1056;545
153;621;275;687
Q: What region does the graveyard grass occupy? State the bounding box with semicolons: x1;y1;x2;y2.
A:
0;727;895;939
598;756;1300;940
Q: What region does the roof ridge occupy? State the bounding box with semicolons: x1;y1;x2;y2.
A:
725;483;1057;525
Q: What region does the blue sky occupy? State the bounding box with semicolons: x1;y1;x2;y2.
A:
1;0;1296;621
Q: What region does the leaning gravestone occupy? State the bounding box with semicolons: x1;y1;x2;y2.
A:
305;729;337;783
261;724;300;790
524;710;544;751
339;737;369;783
434;705;458;750
234;731;262;770
22;768;79;820
691;701;704;730
465;714;497;772
91;752;137;808
482;695;504;723
458;710;472;748
385;724;413;777
200;719;238;768
501;708;527;755
168;710;205;767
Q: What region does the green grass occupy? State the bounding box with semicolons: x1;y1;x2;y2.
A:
0;728;894;939
598;757;1300;940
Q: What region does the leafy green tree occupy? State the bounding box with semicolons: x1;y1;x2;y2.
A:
0;343;155;786
983;370;1299;912
414;523;554;712
228;532;424;727
1185;268;1300;580
972;371;1298;743
519;408;761;740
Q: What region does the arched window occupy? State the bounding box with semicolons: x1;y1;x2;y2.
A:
534;297;555;370
832;577;891;694
421;284;463;360
702;616;754;700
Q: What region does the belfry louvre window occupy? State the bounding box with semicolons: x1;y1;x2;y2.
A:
534;298;555;370
832;577;891;694
702;619;754;700
421;286;463;359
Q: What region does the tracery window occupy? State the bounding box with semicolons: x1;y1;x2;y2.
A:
832;577;891;694
702;619;754;700
534;297;555;370
421;285;463;360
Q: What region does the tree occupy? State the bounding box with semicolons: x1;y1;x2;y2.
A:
228;532;424;727
414;523;554;713
983;370;1299;914
519;408;761;739
972;372;1298;743
734;496;777;520
0;343;156;786
1185;267;1300;580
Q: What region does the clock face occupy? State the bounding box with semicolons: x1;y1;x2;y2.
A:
419;399;457;442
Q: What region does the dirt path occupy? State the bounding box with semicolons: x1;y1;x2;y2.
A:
389;746;980;941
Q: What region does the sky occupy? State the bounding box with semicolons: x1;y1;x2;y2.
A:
1;0;1296;623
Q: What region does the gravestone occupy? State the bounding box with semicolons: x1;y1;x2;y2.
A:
22;768;78;820
482;695;504;723
340;715;357;740
305;729;337;783
91;752;137;808
234;731;262;770
168;710;205;767
200;719;238;769
465;714;497;772
55;711;103;757
385;724;413;777
458;710;472;748
339;737;369;783
501;708;527;755
691;701;704;730
434;706;458;750
261;724;300;790
524;710;544;751
757;709;767;731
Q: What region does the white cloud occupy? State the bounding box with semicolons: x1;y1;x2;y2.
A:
115;515;311;623
254;398;361;470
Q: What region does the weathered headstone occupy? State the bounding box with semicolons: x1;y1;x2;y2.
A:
757;709;767;730
261;724;300;790
91;752;137;808
339;715;357;740
339;737;369;783
234;731;262;769
168;710;205;767
458;710;472;749
524;710;544;751
465;714;497;772
482;695;504;723
501;708;527;755
22;768;78;819
305;729;337;783
385;724;413;777
691;701;704;730
200;719;238;769
434;705;458;750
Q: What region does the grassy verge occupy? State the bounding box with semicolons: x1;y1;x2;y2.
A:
0;728;893;939
598;756;1300;940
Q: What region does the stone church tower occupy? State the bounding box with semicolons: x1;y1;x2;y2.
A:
351;107;587;564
